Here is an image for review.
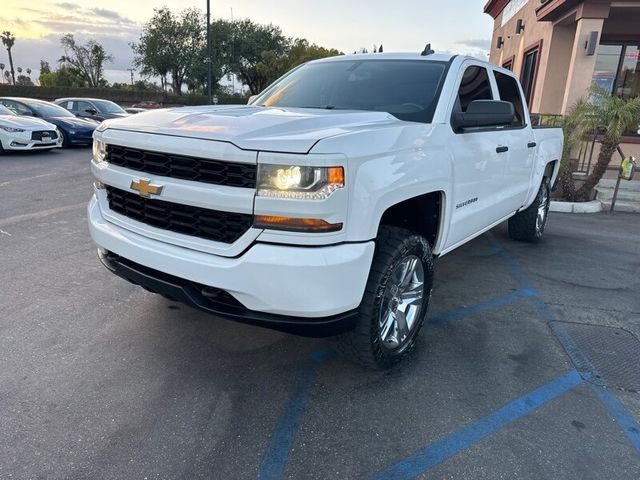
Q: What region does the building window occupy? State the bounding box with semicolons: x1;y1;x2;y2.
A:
502;56;514;71
593;44;640;99
520;42;542;107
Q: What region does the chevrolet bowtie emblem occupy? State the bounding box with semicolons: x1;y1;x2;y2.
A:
130;178;163;198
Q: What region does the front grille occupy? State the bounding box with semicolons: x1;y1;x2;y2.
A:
32;130;58;141
107;145;256;188
106;186;252;244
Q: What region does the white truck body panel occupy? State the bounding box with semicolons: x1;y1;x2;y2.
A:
88;53;563;320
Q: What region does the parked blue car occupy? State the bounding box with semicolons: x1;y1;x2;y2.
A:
0;97;96;147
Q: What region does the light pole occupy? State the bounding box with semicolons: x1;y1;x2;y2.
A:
206;0;213;104
128;68;135;88
0;63;4;84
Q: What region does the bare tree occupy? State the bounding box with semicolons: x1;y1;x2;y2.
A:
59;34;113;87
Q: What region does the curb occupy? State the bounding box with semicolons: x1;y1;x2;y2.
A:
550;200;603;213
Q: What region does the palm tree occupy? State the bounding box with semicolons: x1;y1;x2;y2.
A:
573;93;640;200
1;31;16;85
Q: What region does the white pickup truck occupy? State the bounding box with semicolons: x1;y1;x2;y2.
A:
88;52;562;368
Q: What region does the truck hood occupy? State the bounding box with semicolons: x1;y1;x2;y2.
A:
103;105;398;153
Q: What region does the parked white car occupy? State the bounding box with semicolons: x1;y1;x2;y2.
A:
0;104;62;153
88;52;563;368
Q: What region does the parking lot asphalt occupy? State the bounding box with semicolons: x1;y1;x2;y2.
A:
1;148;639;480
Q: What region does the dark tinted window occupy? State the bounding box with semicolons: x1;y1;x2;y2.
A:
456;65;493;112
93;100;126;114
254;60;448;123
494;71;525;126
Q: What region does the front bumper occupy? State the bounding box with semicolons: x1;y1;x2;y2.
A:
1;136;62;150
88;195;375;329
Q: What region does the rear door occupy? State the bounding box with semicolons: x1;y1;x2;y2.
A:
444;62;511;249
492;69;534;210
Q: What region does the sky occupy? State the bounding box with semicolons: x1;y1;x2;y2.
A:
0;0;494;86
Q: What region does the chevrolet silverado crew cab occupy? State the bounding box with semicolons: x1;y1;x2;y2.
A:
88;52;562;368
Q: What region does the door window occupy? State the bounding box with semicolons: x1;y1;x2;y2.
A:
456;65;493;113
77;101;93;114
494;71;525;127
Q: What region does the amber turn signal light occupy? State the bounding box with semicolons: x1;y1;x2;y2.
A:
254;215;343;233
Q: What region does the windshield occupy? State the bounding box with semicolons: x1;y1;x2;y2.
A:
27;101;75;118
253;59;448;123
92;100;126;114
0;105;15;116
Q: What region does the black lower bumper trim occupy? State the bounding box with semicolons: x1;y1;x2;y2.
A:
99;250;358;337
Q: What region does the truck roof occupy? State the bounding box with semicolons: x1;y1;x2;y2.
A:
309;52;460;64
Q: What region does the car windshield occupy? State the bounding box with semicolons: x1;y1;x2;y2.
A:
253;59;448;123
27;101;75;118
0;104;15;116
92;100;126;114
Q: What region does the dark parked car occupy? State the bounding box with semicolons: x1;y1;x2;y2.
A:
0;97;96;147
54;97;130;122
124;107;147;114
132;101;162;109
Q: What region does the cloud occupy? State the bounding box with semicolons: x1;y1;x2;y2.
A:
56;2;82;10
90;8;136;25
456;39;491;50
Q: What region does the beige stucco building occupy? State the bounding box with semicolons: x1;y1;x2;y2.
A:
484;0;640;116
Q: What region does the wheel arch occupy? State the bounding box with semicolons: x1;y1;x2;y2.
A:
377;190;446;251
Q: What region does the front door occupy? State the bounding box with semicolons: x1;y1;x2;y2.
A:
445;63;511;249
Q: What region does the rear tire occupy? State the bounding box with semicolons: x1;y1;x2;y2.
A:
508;177;550;243
336;226;434;369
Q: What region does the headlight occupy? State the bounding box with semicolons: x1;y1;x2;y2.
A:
0;125;25;133
92;139;107;163
257;165;344;200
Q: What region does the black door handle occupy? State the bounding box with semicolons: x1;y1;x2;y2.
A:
527;142;537;148
496;146;509;153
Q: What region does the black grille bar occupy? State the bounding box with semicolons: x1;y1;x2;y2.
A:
106;186;252;244
106;145;256;188
31;130;58;141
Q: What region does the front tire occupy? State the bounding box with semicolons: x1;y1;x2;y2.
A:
508;177;550;243
336;226;434;369
60;130;70;148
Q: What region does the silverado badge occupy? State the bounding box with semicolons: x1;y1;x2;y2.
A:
130;178;163;198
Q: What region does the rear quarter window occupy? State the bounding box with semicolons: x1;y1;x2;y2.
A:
493;71;526;127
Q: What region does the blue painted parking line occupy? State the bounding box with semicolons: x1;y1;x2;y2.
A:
429;289;535;326
257;352;331;480
372;370;583;480
592;384;640;452
486;232;640;455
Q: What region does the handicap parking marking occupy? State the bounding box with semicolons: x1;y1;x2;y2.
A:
486;232;640;455
371;370;583;480
429;289;536;326
257;351;334;480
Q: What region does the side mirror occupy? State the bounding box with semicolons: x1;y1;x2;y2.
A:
452;100;514;131
20;110;33;116
247;95;257;105
85;108;98;115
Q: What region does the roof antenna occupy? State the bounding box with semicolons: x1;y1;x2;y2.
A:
420;43;435;56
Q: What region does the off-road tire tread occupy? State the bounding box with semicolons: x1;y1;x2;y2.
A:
335;226;434;369
508;177;550;243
